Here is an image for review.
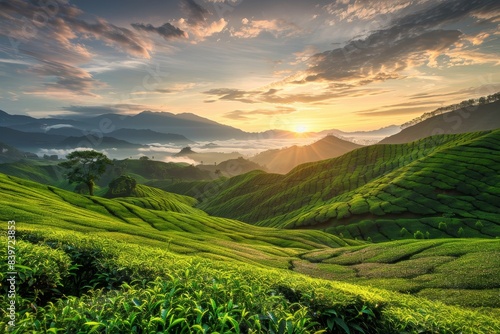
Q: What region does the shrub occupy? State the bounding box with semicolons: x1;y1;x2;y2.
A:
475;220;484;231
106;175;137;198
438;222;448;231
414;231;425;239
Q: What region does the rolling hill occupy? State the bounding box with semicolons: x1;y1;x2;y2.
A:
197;157;267;177
0;127;143;151
250;135;363;174
0;126;67;150
171;130;500;241
0;142;38;163
0;158;216;192
107;128;193;145
380;100;500;144
0;172;353;268
0;173;499;333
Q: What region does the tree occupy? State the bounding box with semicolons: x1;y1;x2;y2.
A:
414;230;424;239
475;220;484;231
106;175;137;198
59;150;112;196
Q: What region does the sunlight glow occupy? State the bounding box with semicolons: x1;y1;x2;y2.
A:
295;124;307;133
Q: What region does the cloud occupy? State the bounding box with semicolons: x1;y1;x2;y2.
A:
204;85;389;104
324;0;425;24
43;124;74;131
203;88;259;103
131;22;187;40
356;106;436;117
163;156;198;165
0;0;153;59
224;106;296;120
0;0;158;98
38;147;114;158
206;0;500;107
303;29;463;84
231;18;300;38
176;0;227;41
61;104;154;116
180;0;210;26
24;59;104;98
139;146;180;154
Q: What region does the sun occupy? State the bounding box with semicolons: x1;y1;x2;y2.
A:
294;124;307;133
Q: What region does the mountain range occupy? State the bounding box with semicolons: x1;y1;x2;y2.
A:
1;98;500;165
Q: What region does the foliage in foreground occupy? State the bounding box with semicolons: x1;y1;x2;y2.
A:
1;230;499;333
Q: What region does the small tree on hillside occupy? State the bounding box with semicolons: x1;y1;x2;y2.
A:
475;220;484;231
414;230;424;239
106;175;137;198
59;150;112;196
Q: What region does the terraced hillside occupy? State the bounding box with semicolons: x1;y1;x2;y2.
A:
172;130;500;241
0;172;353;269
1;172;499;332
296;239;500;309
0;158;213;192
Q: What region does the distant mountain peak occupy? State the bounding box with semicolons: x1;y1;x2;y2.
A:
175;146;197;156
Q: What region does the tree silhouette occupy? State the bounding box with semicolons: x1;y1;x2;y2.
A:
59;150;112;196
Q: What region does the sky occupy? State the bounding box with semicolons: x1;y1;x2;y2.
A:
0;0;499;133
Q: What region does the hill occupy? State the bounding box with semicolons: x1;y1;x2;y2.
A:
316;125;401;144
0;172;352;267
173;130;500;241
108;128;193;145
59;135;143;149
197;157;267;177
0;174;499;332
0;158;214;192
0;127;142;151
0;126;66;150
0;142;38;163
88;111;248;141
380;100;500;144
250;135;362;174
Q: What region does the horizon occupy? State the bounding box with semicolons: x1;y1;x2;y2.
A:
0;0;499;133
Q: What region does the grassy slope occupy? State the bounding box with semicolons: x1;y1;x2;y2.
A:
2;230;499;333
183;131;500;241
297;239;500;309
0;173;353;269
0;174;499;332
0;158;215;193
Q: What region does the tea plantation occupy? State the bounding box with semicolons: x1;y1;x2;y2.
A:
177;131;500;241
1;171;500;332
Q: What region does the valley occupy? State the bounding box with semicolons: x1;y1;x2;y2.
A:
1;98;500;332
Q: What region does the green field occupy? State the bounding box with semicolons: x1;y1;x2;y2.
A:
172;131;500;241
0;170;500;332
